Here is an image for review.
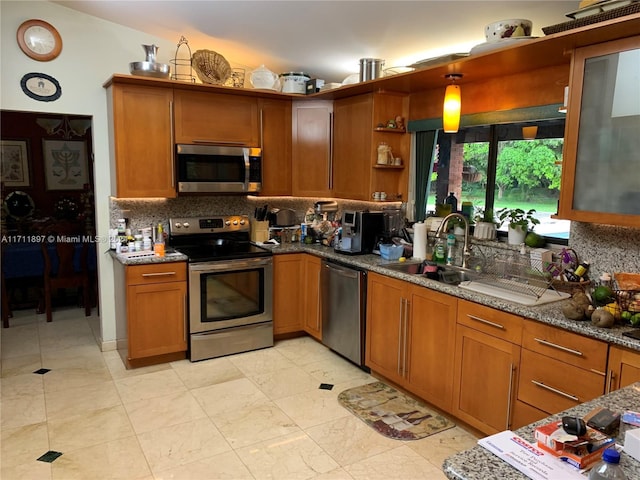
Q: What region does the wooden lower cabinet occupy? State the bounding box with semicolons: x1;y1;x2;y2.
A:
406;286;457;412
366;272;457;411
124;262;187;363
303;255;322;340
516;320;607;423
607;345;640;392
366;273;406;384
453;323;520;435
273;254;305;335
452;299;523;435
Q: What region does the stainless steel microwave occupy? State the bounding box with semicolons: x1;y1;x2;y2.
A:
176;144;262;194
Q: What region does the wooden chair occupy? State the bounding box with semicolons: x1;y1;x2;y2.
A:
40;226;92;322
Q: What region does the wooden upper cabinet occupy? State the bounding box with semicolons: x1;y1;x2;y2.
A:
173;90;259;146
292;100;333;197
259;98;292;196
558;35;640;227
107;83;176;198
332;95;373;200
332;92;409;201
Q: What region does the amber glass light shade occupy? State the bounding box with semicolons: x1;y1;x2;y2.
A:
522;126;538;140
443;84;461;133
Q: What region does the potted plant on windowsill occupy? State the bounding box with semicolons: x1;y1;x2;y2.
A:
473;208;498;240
497;208;540;245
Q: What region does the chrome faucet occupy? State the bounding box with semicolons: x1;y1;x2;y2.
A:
434;213;473;269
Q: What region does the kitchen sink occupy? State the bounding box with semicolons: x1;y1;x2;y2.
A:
383;261;571;305
382;262;476;285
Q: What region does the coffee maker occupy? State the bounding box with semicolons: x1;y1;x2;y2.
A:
372;207;407;254
335;211;384;255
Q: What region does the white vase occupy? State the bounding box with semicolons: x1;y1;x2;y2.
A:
473;222;496;240
507;225;527;245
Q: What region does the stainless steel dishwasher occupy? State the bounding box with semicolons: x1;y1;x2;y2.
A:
321;260;367;367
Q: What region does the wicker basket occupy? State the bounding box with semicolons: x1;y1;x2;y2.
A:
551;278;592;294
542;2;640;35
191;49;231;85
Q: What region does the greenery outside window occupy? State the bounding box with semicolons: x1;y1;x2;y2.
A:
426;118;570;242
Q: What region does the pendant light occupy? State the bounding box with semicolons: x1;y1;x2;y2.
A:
443;74;463;133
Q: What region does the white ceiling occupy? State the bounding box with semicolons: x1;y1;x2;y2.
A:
54;0;580;83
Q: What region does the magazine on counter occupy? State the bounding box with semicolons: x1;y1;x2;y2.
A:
478;430;585;480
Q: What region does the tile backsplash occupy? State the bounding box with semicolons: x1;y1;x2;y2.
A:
110;196;640;279
109;195;402;234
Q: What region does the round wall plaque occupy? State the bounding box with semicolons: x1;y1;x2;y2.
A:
20;72;61;102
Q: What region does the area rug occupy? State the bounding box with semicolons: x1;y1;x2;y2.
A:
338;381;455;440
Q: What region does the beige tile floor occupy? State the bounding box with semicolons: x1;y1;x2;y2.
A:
1;307;479;480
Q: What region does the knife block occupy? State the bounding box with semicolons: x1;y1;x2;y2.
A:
250;220;269;243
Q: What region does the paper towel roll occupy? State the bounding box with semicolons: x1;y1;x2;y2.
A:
413;221;427;260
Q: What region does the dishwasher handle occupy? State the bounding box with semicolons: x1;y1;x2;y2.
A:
323;261;364;280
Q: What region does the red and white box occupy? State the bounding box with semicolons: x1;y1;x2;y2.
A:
534;420;614;469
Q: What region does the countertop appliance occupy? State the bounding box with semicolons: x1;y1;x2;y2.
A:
268;208;297;227
321;259;367;367
176;144;262;194
168;215;273;361
335;211;384;255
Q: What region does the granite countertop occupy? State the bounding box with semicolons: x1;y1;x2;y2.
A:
265;242;640;352
109;249;188;265
443;382;640;479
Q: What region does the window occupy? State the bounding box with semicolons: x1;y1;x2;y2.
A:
426;118;570;242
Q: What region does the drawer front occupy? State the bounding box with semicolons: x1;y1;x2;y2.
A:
518;349;605;415
457;299;523;344
126;262;187;285
522;320;607;373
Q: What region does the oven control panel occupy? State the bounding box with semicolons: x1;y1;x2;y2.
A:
169;216;249;235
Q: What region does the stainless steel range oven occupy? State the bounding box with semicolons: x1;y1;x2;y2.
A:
169;216;273;361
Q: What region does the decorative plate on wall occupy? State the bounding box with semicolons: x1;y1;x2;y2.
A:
20;72;61;102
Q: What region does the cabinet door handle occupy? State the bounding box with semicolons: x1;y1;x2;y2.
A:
316;267;321;331
506;363;515;430
183;294;188;342
259;109;264;150
328;112;334;190
534;338;583;357
169;100;175;188
607;370;616;393
397;298;403;375
142;271;176;277
191;140;247;146
467;314;504;330
531;380;579;401
403;299;410;378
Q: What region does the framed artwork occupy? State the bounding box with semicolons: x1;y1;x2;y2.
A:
1;140;30;187
43;139;87;190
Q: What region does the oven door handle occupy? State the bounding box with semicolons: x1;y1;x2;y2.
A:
188;257;273;272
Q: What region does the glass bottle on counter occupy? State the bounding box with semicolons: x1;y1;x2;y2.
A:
154;223;165;257
444;192;458;213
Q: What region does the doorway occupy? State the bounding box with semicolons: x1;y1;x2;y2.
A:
1;110;97;322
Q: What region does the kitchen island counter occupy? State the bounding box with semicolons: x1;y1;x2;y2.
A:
443;382;640;479
265;242;640;352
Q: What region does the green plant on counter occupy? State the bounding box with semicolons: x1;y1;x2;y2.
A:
496;208;540;231
473;208;498;225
